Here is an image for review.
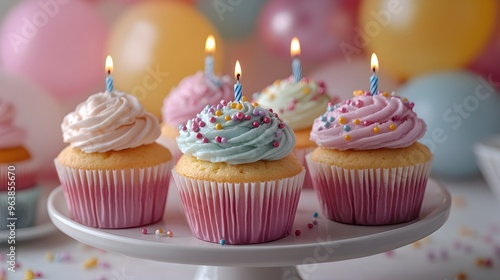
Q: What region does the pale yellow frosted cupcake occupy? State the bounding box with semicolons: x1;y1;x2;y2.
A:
255;76;331;188
55;91;172;228
173;99;305;244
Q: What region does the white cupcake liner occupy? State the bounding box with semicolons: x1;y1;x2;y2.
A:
0;186;40;229
474;136;500;201
292;146;316;189
306;154;431;225
54;160;172;229
0;160;38;191
172;169;305;244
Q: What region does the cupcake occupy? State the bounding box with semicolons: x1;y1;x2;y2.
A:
54;91;172;229
158;71;233;163
173;99;305;244
307;91;432;225
0;99;40;229
254;76;331;188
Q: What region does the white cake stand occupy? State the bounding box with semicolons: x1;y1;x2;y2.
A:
48;179;451;280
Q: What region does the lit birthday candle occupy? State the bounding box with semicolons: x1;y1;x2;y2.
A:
205;35;216;78
291;37;302;83
234;60;242;102
370;53;379;95
105;55;114;93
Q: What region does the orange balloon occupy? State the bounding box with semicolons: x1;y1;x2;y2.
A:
107;2;223;117
358;0;496;81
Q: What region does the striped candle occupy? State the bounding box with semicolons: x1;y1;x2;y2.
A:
205;35;216;78
234;60;242;101
105;56;114;93
370;53;379;95
290;37;302;83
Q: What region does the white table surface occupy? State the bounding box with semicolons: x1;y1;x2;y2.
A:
1;177;500;280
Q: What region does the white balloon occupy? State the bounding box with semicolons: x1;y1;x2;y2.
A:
0;70;66;181
310;56;400;102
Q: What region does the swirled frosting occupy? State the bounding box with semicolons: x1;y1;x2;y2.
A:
310;91;426;150
0;99;26;149
177;100;295;164
62;91;161;153
162;71;234;127
255;76;330;130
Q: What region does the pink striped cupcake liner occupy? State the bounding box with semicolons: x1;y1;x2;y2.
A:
292;146;315;189
172;169;305;244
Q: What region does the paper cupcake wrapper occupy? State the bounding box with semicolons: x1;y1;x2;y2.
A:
0;161;38;191
474;143;500;200
306;154;431;225
0;186;40;229
293;146;316;189
54;160;172;229
156;136;182;164
172;169;305;245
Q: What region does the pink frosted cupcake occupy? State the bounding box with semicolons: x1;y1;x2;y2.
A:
54;91;172;228
158;71;233;163
307;91;432;225
255;76;331;188
173;99;305;244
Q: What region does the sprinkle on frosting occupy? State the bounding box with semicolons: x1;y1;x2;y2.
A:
61;91;161;153
310;91;426;150
176;100;295;164
255;76;331;130
162;71;234;127
0;99;27;149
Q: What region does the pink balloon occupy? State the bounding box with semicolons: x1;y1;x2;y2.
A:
0;0;108;100
0;70;66;182
469;8;500;89
258;0;360;63
310;56;400;101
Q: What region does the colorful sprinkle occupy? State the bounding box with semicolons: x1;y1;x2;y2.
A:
230;103;237;109
215;136;222;143
224;115;231;121
384;250;395;257
373;126;380;133
278;123;285;129
220;239;226;246
312;220;318;225
355;100;364;108
156;228;163;235
307;223;313;229
209;117;216;123
389;124;397;131
363;120;371;126
237;104;243;110
313;212;318;218
338;117;346;124
34;272;43;278
215;110;222;116
24;269;34;280
141;228;147;234
354;119;360;125
340;107;347;113
221;137;228;144
236;112;244;120
215;123;223;130
245;115;251;120
196;133;203;139
83;257;98;270
324;122;330;128
202;138;209;144
295;230;301;236
343;125;350;132
302;87;311;94
273;141;280;148
344;134;351;141
321;116;327;122
276;130;283;138
252;121;260;128
456;272;467;280
166;230;173;237
242;96;247;102
252;102;259;107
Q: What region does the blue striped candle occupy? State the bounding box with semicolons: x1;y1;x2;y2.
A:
234;60;242;101
205;35;216;78
105;55;114;92
290;37;302;83
370;53;379;95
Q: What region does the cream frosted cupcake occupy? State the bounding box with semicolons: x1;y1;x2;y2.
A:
255;76;331;188
0;99;40;229
307;91;432;225
173;99;305;244
54;91;172;229
159;71;233;163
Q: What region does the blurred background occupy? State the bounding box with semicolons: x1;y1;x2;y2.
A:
1;0;499;181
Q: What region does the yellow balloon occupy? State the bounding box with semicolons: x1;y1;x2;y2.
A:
107;2;224;117
358;0;496;81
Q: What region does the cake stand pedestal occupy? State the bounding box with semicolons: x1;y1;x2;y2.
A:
47;179;451;280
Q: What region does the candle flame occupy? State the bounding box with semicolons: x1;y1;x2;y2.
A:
371;53;378;72
235;60;241;80
105;55;113;74
290;37;301;57
205;35;216;55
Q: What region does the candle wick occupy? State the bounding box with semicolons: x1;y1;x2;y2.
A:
372;67;376;73
107;70;111;75
236;73;240;81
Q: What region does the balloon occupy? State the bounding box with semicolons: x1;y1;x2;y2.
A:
108;1;223;117
309;55;399;102
399;71;500;179
469;5;500;90
358;0;496;81
197;0;267;39
258;0;361;64
0;70;66;181
0;0;108;100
